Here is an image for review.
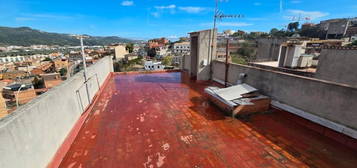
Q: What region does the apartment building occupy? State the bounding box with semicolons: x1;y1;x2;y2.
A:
173;41;190;54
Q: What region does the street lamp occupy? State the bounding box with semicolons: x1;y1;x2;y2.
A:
16;84;26;108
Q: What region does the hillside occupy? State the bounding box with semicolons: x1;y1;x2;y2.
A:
0;26;135;46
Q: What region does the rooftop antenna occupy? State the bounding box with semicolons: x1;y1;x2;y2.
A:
291;13;311;23
209;0;244;79
71;34;91;104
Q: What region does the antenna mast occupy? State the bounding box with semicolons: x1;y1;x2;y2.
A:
209;0;244;79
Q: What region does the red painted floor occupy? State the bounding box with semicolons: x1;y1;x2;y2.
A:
54;72;357;168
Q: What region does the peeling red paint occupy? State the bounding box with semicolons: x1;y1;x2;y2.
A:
51;72;357;168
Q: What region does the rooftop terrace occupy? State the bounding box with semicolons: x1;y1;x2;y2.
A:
49;71;357;168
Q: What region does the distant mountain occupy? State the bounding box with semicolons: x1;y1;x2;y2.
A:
0;26;135;46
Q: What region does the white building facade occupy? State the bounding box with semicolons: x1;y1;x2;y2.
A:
173;42;190;54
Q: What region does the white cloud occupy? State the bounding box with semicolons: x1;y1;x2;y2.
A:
152;5;208;15
286;9;329;20
168;35;178;39
15;17;35;21
201;22;252;27
155;5;176;9
121;1;134;6
178;7;207;14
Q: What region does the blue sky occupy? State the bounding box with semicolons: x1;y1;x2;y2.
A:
0;0;356;40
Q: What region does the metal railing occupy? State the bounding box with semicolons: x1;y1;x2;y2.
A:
75;73;101;112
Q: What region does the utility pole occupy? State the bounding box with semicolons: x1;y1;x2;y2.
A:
210;0;244;80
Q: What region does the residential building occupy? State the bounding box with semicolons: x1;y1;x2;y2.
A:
16;65;36;73
0;56;26;63
133;44;140;53
125;53;139;61
0;93;7;118
54;57;69;71
30;61;55;76
1;70;28;80
155;46;169;58
0;80;12;118
319;18;357;39
216;38;242;61
173;41;190;54
40;73;62;88
346;20;357;38
223;29;235;36
138;48;147;57
144;61;165;70
113;45;128;60
2;83;36;105
148;37;169;48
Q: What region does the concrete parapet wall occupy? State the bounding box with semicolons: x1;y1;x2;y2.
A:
213;61;357;132
0;56;113;168
316;48;357;87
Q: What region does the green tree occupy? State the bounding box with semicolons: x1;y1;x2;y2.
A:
270;28;293;37
59;68;67;76
232;30;246;37
287;22;300;32
270;28;279;35
162;56;173;66
126;43;134;53
32;76;44;89
352;40;357;46
42;57;52;62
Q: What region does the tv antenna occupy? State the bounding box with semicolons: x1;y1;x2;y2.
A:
209;0;244;79
290;13;311;23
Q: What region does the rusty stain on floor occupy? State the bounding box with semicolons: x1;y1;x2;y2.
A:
53;72;357;168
